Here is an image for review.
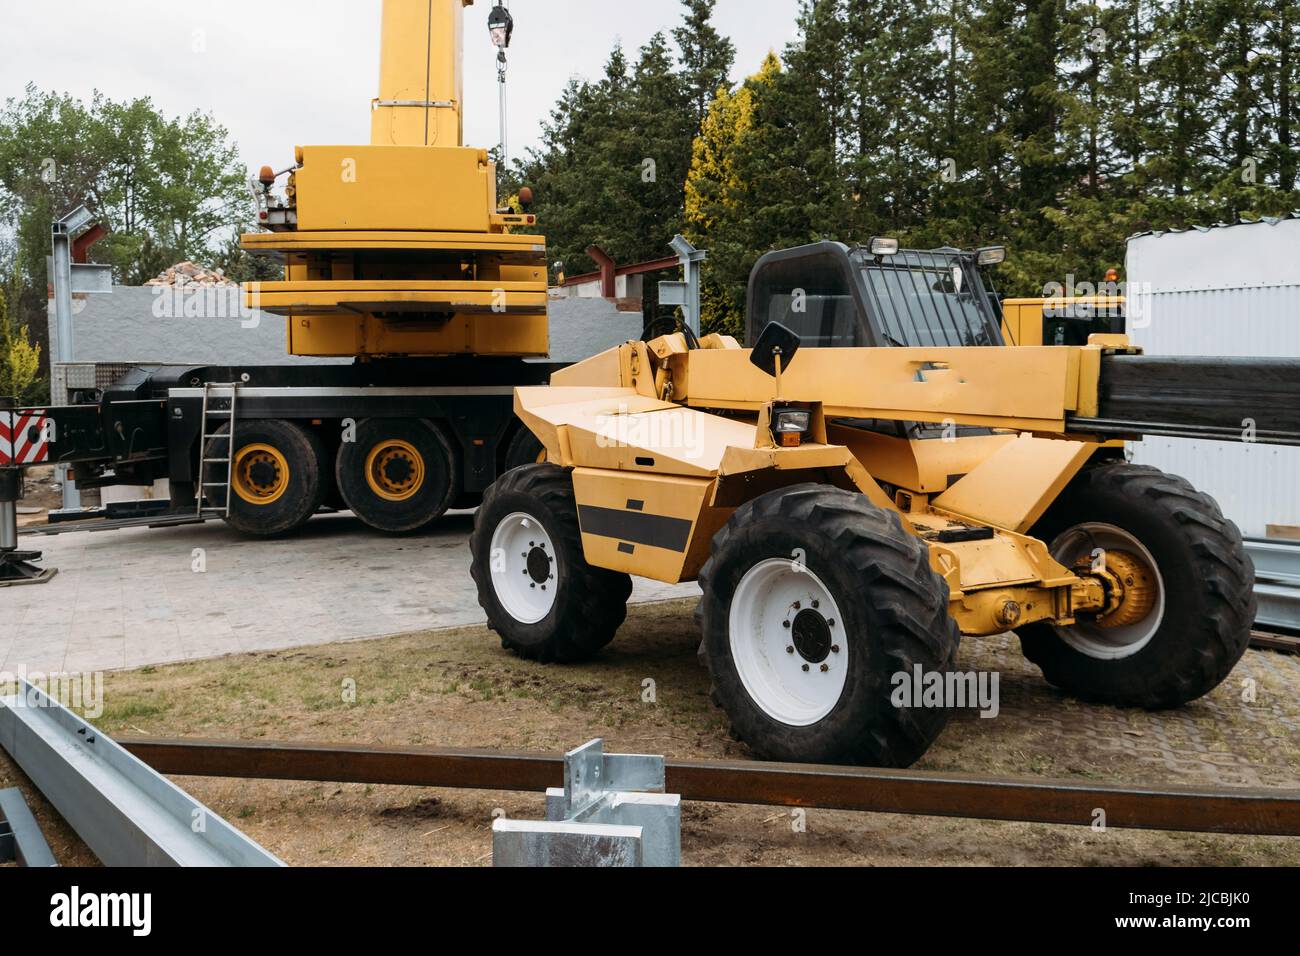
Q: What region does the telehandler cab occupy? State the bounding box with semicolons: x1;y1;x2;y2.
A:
469;239;1298;767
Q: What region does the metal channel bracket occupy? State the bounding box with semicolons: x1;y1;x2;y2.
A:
0;680;283;867
1246;538;1300;632
493;739;681;867
0;787;58;867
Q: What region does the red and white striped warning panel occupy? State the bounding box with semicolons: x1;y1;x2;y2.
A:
0;409;51;466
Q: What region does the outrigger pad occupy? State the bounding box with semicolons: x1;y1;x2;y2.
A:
0;551;57;587
750;321;802;377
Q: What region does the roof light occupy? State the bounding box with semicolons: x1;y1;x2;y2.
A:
976;246;1007;267
869;237;900;257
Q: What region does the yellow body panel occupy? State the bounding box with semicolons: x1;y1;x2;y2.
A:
676;345;1093;433
932;434;1097;533
1002;295;1125;346
242;231;546;256
571;469;723;583
287;312;548;358
250;281;547;315
827;426;1017;495
516;336;1121;634
293;146;495;233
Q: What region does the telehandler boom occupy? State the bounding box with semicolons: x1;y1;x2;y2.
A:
469;240;1300;767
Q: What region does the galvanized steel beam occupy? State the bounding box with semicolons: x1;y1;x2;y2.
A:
1246;538;1300;632
0;787;58;867
0;681;284;867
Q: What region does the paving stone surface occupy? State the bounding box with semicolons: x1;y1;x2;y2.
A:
4;512;698;675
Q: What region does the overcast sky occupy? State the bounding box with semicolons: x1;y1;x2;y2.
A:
2;0;804;176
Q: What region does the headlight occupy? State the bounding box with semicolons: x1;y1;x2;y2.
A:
772;408;811;447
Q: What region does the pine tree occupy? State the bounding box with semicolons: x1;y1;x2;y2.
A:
624;32;696;263
673;0;737;129
1260;1;1299;190
840;0;946;240
685;54;783;334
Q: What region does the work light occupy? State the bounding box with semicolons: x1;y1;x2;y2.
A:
869;237;900;257
772;408;812;447
488;4;513;49
976;246;1007;267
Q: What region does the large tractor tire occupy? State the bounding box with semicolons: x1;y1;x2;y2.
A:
470;464;633;663
335;419;457;533
1018;462;1255;709
697;485;961;767
207;419;328;537
503;426;546;472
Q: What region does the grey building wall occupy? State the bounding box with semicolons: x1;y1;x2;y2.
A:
49;286;642;369
1126;219;1300;538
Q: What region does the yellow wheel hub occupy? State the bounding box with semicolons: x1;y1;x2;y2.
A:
365;439;426;502
231;444;290;505
1096;550;1158;629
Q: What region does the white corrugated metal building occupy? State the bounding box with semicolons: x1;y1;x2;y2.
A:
1125;215;1300;539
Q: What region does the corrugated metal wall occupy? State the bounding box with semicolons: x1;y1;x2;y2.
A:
1126;222;1300;538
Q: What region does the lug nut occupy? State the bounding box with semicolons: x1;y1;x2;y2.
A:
820;664;829;673
786;646;795;654
783;620;791;629
801;664;810;672
812;600;820;609
827;619;836;628
831;645;840;654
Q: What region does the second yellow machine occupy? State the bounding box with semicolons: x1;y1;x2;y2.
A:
470;240;1300;767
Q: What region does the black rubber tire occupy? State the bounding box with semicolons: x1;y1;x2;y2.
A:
335;419;457;534
207;419;327;537
697;484;961;767
503;426;546;472
470;464;633;663
1018;462;1255;709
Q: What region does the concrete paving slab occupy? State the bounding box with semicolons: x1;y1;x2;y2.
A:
7;511;699;674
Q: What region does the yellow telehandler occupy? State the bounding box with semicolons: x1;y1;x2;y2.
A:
469;239;1299;766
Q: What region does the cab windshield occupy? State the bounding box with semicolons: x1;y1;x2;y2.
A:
851;249;1002;348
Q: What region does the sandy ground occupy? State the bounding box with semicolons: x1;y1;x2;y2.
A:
2;599;1298;867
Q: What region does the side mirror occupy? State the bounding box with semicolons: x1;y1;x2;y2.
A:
750;322;802;377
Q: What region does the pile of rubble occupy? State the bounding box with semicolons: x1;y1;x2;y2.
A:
144;261;236;287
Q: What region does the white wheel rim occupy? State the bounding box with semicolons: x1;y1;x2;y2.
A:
489;512;559;625
1048;522;1166;660
728;559;849;727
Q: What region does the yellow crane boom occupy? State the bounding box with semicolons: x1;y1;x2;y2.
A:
371;0;471;148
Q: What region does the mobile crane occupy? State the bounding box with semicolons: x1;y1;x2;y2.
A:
1;0;561;563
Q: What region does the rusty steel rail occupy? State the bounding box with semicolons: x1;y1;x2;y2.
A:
1252;630;1300;654
117;737;1300;837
